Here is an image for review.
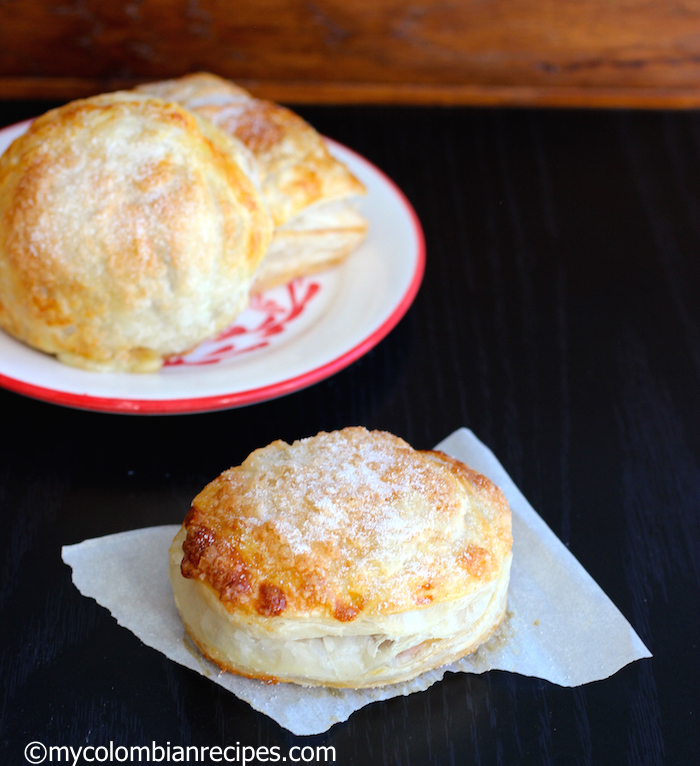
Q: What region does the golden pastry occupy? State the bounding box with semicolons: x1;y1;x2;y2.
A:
137;73;367;292
0;92;272;371
169;427;512;687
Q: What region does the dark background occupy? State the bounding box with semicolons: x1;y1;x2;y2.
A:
2;102;699;764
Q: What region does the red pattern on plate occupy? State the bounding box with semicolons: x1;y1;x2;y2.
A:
165;278;321;366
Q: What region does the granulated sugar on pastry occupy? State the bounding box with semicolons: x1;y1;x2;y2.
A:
62;428;651;736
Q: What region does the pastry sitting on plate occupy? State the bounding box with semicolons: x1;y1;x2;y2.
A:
136;73;368;293
169;427;513;688
0;92;272;372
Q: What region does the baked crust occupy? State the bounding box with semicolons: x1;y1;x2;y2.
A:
170;427;512;687
136;73;368;292
0;91;272;371
250;199;368;293
136;73;366;227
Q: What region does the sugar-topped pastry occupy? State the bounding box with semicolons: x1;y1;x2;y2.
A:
169;427;512;687
137;73;368;292
0;92;272;372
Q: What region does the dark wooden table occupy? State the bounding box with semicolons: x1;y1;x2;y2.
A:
2;100;699;765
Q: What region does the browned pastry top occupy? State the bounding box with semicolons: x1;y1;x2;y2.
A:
137;73;366;227
180;427;512;623
0;91;271;371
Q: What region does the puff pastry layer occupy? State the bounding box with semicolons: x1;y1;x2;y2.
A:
170;427;513;687
137;73;367;292
0;92;272;371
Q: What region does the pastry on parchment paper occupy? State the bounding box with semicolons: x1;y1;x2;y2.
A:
136;73;368;293
169;427;513;688
0;92;272;372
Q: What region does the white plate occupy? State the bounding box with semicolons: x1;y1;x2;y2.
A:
0;123;424;414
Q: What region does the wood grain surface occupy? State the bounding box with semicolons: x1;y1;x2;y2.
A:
2;1;700;106
1;100;699;764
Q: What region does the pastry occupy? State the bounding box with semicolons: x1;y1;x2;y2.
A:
0;92;272;372
169;427;512;688
136;73;368;292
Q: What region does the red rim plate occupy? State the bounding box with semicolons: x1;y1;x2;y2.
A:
0;129;425;414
